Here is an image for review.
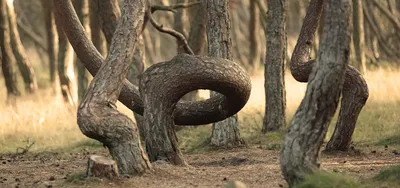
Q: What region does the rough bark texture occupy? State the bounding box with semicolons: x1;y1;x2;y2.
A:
141;54;251;164
54;0;250;127
289;0;369;151
55;17;74;105
352;0;367;76
262;0;287;133
280;0;352;185
89;0;107;56
55;0;151;175
249;0;261;73
73;0;90;102
7;0;38;93
181;1;207;102
0;0;20;100
206;0;244;147
41;0;58;87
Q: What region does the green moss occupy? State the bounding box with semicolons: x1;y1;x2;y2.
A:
295;172;361;188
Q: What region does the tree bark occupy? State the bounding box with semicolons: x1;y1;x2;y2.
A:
289;0;369;152
55;16;74;105
249;0;261;74
181;1;207;101
280;0;352;185
352;0;367;76
0;0;20;101
173;0;187;54
41;0;58;87
72;0;90;102
141;54;251;164
89;0;107;56
7;0;38;93
262;0;287;133
66;0;152;174
92;0;120;47
206;0;244;147
54;0;251;126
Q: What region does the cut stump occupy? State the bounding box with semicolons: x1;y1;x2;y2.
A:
87;155;119;178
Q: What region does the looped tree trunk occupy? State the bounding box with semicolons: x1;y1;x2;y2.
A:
140;54;251;165
289;0;369;151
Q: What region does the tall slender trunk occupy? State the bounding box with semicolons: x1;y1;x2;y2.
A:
41;0;58;87
262;0;287;132
73;0;90;102
280;0;352;185
89;0;107;56
7;0;37;93
352;0;367;76
173;0;187;54
207;0;244;147
55;17;74;105
249;0;261;74
0;0;20;101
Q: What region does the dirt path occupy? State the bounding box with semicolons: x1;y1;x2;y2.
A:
0;147;399;188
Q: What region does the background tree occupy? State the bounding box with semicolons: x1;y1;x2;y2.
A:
72;0;90;102
352;0;366;76
0;0;20;102
280;0;352;185
40;0;58;88
89;0;107;57
263;0;287;132
207;0;244;147
248;0;261;74
7;0;37;93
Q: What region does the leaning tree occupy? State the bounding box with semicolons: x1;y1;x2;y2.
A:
289;0;369;151
281;0;353;185
54;0;251;172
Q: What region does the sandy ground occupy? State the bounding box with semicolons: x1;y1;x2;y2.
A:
0;146;399;188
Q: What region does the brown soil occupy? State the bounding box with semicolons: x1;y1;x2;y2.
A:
0;146;399;188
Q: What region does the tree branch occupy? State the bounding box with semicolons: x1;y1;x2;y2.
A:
151;1;201;13
148;10;194;55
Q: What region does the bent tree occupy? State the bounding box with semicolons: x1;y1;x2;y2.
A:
281;0;352;185
289;0;369;151
55;0;251;170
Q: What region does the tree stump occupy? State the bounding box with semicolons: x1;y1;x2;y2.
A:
86;155;119;178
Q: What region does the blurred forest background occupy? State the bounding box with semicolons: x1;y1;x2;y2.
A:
0;0;399;154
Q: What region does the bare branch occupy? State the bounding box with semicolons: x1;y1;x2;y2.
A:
151;1;201;13
148;10;194;55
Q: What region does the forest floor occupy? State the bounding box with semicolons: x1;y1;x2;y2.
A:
1;68;400;187
0;144;399;188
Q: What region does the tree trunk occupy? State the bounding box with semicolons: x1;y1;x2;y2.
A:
352;0;367;76
180;0;207;102
0;0;20;101
55;16;74;105
249;0;261;74
60;0;152;174
92;0;120;47
173;0;187;54
89;0;107;56
289;0;369;152
206;0;244;147
140;54;251;164
7;0;38;93
262;0;287;133
280;0;352;185
41;0;58;88
73;0;90;102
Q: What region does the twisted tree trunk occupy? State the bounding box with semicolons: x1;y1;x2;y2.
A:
7;0;38;93
207;0;244;148
289;0;369;152
0;0;20;101
281;0;352;185
262;0;287;133
141;54;251;164
55;0;151;174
